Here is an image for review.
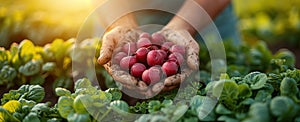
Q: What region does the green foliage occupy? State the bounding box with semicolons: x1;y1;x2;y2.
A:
110;100;129;112
0;65;17;85
270;96;299;121
243;103;270;122
0;84;62;122
234;0;300;47
274;49;296;68
18;85;45;103
55;78;130;121
105;88;122;101
0;38;110;91
1;39;300;121
242;72;267;90
280;77;299;97
1;85;45;105
18;60;41;76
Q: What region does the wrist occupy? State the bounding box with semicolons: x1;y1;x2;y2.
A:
107;13;139;31
164;16;196;36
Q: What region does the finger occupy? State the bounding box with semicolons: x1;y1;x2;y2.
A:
137;81;148;91
161;29;186;46
152;82;177;94
164;68;192;86
152;82;164;93
178;30;200;70
186;40;199;70
105;64;138;86
161;85;178;92
98;32;117;65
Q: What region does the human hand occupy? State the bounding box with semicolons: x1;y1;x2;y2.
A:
98;26;153;98
98;27;199;99
150;28;199;93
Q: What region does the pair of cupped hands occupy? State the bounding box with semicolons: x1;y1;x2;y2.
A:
97;26;199;98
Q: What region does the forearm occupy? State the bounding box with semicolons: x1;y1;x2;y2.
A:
165;0;231;35
107;13;139;31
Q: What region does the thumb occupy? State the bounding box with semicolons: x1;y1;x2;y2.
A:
97;33;116;65
180;31;199;70
186;43;199;70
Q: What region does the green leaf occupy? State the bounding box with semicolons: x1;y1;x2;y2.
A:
31;103;50;114
42;62;56;72
239;98;255;105
110;100;129;112
0;107;20;122
49;39;71;62
274;49;295;67
217;115;239;122
196;97;217;121
172;105;189;121
73;95;89;114
74;78;92;90
0;48;8;62
53;76;72;89
18;99;36;107
148;100;161;113
213;80;239;103
215;104;233;115
190;95;204;112
18;40;35;63
280;77;299;97
0;65;17;85
55;88;71;97
243;72;267;90
57;96;74;119
23;112;40;122
254;90;272;102
244;103;270;122
18;85;45;103
238;83;252;99
105;88;122;101
67;113;91;122
270;96;297;121
162;99;173;107
1;90;21;105
18;60;41;76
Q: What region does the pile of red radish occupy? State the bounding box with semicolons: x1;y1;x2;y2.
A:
113;32;185;85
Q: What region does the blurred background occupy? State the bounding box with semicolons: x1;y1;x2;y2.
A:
0;0;299;67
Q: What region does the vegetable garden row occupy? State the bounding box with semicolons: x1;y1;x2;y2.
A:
0;38;299;122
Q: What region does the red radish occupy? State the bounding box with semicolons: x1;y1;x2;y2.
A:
147;50;164;66
151;33;165;45
113;52;127;64
162;61;178;76
161;42;174;51
142;66;161;85
122;42;137;55
131;63;146;78
137;38;151;48
136;47;149;63
157;49;168;59
117;34;187;86
119;56;137;70
139;32;151;39
170;45;185;55
168;52;184;65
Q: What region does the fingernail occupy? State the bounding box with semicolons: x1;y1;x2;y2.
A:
97;55;103;64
